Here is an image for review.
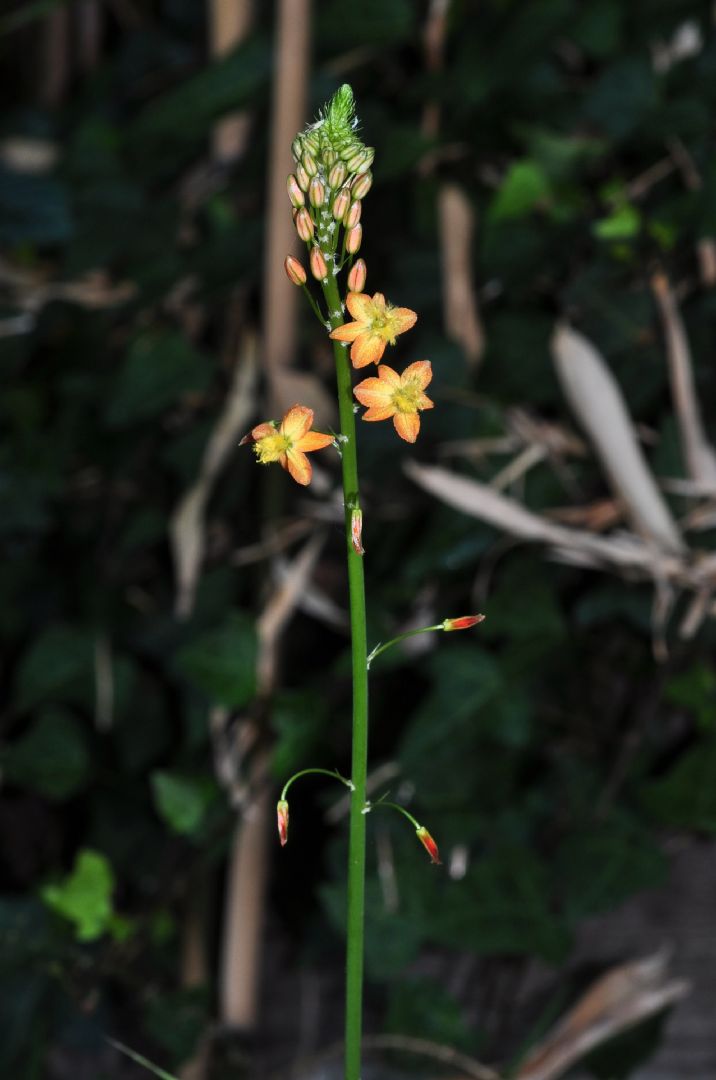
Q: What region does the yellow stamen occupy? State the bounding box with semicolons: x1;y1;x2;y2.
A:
255;433;291;463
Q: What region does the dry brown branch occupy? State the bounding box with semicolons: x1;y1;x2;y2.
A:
515;949;689;1080
438;184;485;367
169;333;258;618
0;259;135;317
93;634;113;732
209;0;254;163
551;323;685;554
651;271;716;492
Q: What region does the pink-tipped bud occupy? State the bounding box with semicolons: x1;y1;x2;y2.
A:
295;207;315;242
344;200;362;230
328;161;348;189
442;614;486;632
309;176;326;208
352;171;373;200
284;255;307;286
351;508;364;556
332;188;350;221
302;150;318;177
296;163;310;192
277;800;289;846
345;223;362;254
347;258;367;293
416;826;441;865
310;246;328;281
287;174;305;208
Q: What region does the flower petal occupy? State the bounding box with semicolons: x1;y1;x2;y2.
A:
285;448;312;485
295;430;333;452
330;321;363;343
371;292;387;311
390;307;418;335
377;365;401;387
402;360;432;389
353;377;391;408
352;332;386;368
362;405;396;422
345;292;374;323
393;411;420;443
418;393;434;410
281;405;313;441
250;422;276;441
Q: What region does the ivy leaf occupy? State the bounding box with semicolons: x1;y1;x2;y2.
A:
2;709;89;800
488;160;552;222
15;625;93;711
151;772;215;837
41;849;115;942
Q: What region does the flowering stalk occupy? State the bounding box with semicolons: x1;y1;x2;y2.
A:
367;613;485;668
368;799;442;865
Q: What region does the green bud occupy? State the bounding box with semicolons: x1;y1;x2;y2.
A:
302;150;318;177
345;148;367;173
323;148;337;167
291;137;302;161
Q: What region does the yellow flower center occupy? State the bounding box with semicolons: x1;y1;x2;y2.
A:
391;380;422;414
254;432;291;463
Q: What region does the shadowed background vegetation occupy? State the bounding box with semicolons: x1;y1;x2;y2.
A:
1;1;716;1078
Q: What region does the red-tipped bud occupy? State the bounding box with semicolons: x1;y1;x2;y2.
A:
296;163;310;192
442;614;486;632
277;800;289;846
352;171;373;200
344;200;362;230
310;246;328;280
284;255;307;286
287;174;305;208
416;826;441;865
345;223;362;254
295;207;315;242
328;161;348;189
309;176;326;208
347;258;367;293
302;150;318;177
351;508;364;556
332;188;350;221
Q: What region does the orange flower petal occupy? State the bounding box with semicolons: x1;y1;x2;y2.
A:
352;333;386;368
393;411;420;443
285;447;312;485
371;292;387;310
391;307;418;335
377;365;401;387
353;377;391;408
329;321;363;343
402;360;432;389
250;422;276;440
346;292;374;322
281;405;313;441
362;405;396;422
418;393;434;409
295;431;333;452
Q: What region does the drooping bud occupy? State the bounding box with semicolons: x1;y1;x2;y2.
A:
344;200;362;230
302;150;318;177
442;614;486;631
296;163;310;192
287;174;305;208
345;223;362;254
351;171;373;200
351;507;364;556
310;246;328;280
332;188;350;221
277;800;289;846
416;826;441;865
284;255;307;286
309;176;326;208
328;161;348;189
347;258;366;293
295;207;315;242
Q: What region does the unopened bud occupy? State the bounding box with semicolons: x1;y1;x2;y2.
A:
302;150;318;177
309;176;326;208
329;161;348;189
323;148;337;167
304;131;320;155
345;223;362;254
351;508;364;556
346;148;370;173
352;171;373;200
442;614;486;631
332;188;350;221
416;826;441;865
296;163;310;192
284;255;307;286
344;200;362;230
295;207;315;242
291;137;302;161
357;147;375;173
277;800;289;846
310;246;329;280
287;174;305;208
347;258;366;293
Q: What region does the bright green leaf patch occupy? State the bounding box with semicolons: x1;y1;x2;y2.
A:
151;771;215;837
488;160;552;222
41;849;116;942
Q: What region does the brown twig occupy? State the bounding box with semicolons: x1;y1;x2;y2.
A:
209;0;254;163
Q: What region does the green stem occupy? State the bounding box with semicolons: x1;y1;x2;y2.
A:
369;799;421;831
319;233;369;1080
280;767;354;802
367;624;444;669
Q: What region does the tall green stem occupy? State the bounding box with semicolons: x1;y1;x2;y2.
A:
320;257;368;1080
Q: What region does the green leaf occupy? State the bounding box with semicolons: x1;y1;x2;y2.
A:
488;160;552;222
641;737;716;833
2;708;89;800
176;611;257;708
15;625;93;711
593;202;641;240
107;330;211;427
41;849;115;941
151;771;214;837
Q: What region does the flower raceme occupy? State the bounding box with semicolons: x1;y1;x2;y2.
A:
242;405;332;486
353;361;433;443
329;291;417;368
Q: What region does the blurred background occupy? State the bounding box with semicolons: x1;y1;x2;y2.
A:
1;1;716;1078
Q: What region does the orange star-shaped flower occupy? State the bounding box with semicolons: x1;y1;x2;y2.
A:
245;405;333;485
329;291;417;368
353;361;433;443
